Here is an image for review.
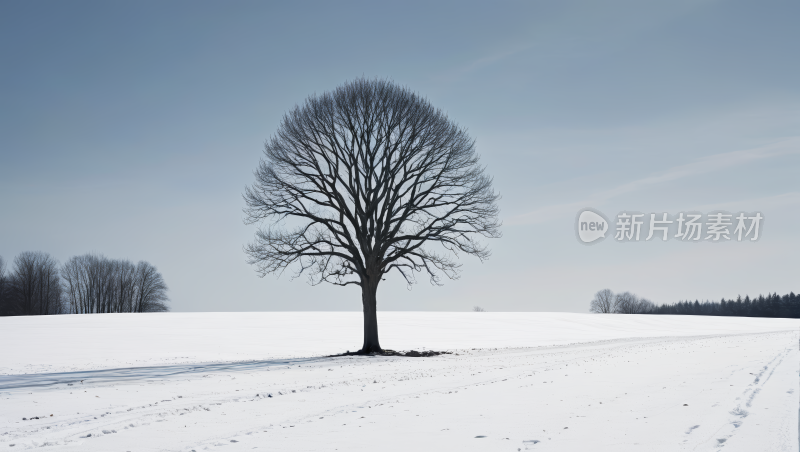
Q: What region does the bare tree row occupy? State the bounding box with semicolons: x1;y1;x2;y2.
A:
589;288;654;314
0;252;168;316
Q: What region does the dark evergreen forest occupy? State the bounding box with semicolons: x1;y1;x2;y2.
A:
647;292;799;318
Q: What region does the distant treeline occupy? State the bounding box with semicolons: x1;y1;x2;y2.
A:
589;289;654;314
0;252;169;316
646;293;799;318
590;288;800;318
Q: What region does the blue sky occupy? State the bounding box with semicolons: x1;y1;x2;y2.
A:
1;0;798;312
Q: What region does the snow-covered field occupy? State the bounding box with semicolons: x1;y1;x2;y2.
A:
0;312;798;451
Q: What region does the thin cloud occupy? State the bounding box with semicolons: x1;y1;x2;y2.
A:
692;191;800;212
507;137;800;225
432;42;536;83
460;44;536;74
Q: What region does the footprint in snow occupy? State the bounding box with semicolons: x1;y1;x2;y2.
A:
522;439;540;450
730;407;749;418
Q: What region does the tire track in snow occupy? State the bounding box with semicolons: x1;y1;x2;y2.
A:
700;347;793;449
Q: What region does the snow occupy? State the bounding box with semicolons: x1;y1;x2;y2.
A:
0;312;797;451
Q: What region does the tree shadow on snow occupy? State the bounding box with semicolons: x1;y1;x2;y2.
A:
0;350;451;390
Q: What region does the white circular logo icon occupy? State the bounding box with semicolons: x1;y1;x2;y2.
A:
575;209;609;245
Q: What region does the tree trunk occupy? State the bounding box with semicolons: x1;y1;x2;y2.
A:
360;279;382;353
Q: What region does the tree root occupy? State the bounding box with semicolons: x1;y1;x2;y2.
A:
328;349;452;358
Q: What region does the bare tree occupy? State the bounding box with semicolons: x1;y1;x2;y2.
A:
589;288;615;313
612;291;653;314
7;251;63;316
115;260;138;313
637;298;655;314
244;78;501;353
613;292;636;313
472;306;486;312
62;254;103;313
133;261;169;313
